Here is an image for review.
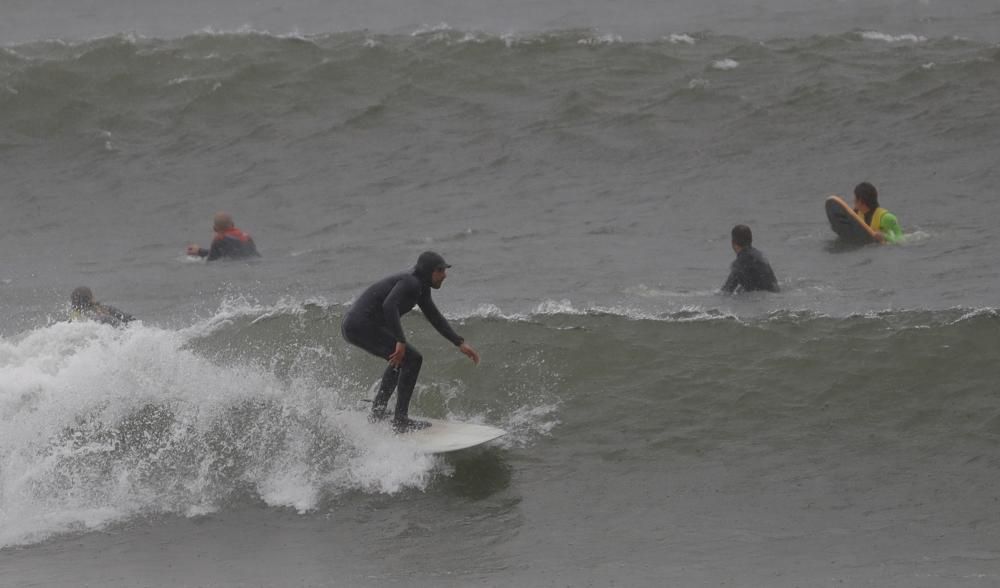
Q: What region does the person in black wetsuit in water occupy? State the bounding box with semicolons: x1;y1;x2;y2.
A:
342;251;480;433
69;286;135;327
720;224;780;294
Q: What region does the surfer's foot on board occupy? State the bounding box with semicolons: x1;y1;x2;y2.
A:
368;406;388;424
392;418;431;434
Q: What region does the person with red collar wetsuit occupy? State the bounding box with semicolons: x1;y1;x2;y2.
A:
341;251;480;433
186;212;260;261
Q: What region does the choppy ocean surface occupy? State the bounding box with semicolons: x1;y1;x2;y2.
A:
2;1;1000;585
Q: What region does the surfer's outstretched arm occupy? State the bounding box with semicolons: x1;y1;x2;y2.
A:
417;294;463;345
417;295;479;364
458;342;480;365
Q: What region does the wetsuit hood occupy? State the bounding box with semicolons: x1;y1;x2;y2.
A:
413;251;451;283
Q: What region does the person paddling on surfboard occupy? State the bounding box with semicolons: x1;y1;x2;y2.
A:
342;251;480;433
852;182;902;244
185;212;261;261
720;224;780;294
69;286;135;327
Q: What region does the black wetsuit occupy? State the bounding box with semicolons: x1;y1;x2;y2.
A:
195;228;260;261
721;246;779;294
341;269;463;423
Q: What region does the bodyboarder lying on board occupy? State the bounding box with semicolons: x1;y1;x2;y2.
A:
341;251;480;433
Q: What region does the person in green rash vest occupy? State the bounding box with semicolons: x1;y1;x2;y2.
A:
853;182;902;244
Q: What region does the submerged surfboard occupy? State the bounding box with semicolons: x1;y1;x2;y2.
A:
402;418;507;454
825;195;878;245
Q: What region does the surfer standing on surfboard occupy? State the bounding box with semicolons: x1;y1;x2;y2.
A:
853;182;902;244
720;224;780;294
341;251;480;433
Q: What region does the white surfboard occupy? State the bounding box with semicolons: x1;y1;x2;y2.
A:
403;418;507;453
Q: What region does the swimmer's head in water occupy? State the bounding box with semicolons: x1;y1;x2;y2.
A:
731;224;753;250
213;212;235;232
71;286;95;310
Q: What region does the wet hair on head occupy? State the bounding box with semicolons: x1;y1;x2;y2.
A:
854;182;879;209
213;212;235;231
731;224;753;248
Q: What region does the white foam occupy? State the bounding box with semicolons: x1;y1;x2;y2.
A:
411;22;452;36
458;33;489;45
528;299;661;320
178;294;325;338
498;403;561;449
951;307;998;324
462;303;510;320
329;411;439;493
898;230;931;244
625;284;718;299
667;34;696;45
444;299;741;323
194;25;311;42
500;32;521;49
0;297;566;547
166;74;223;87
0;318;434;548
578;33;623;46
712;58;740;70
861;31;927;43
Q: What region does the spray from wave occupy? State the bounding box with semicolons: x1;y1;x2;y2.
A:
0;304;558;548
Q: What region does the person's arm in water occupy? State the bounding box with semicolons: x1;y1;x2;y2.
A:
187;239;228;261
755;250;780;292
878;212;902;244
186;243;210;258
720;260;741;294
763;264;780;292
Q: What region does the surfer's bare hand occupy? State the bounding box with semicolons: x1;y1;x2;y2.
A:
389;342;406;367
459;342;480;365
874;232;887;244
185;244;200;256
